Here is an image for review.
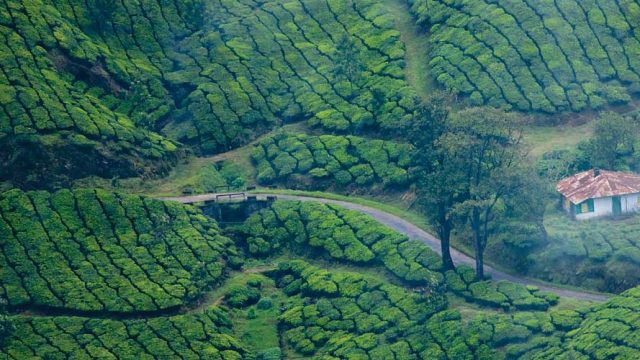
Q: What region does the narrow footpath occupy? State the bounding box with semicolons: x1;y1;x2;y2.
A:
164;193;610;302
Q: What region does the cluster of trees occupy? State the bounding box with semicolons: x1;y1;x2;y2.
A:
182;160;246;195
240;201;445;289
446;266;558;311
252;132;414;188
0;188;240;312
408;0;640;112
409;94;544;278
0;307;248;359
539;111;640;181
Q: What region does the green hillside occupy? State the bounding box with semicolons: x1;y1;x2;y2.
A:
408;0;640;112
3;0;640;358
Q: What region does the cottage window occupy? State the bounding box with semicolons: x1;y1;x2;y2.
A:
575;199;594;214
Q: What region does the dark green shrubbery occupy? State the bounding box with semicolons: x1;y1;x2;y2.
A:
408;0;640;113
0;307;248;359
252;132;415;189
2;0;418;185
445;266;558;311
0;188;240;312
240;201;444;289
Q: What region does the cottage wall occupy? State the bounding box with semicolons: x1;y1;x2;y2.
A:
576;197;613;220
621;193;640;213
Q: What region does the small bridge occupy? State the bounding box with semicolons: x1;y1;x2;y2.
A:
158;192;278;205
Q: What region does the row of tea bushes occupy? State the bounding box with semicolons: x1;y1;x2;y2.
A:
445;266;559;311
252;132;414;188
408;0;640;113
0;307;248;360
0;189;240;312
239;201;444;289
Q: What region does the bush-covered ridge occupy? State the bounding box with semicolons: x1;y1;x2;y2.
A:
276;260;448;357
240;200;445;289
1;307;248;359
252;132;415;188
1;0;418;183
408;0;640;113
0;188;240;313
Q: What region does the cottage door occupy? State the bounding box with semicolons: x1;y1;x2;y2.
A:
612;196;622;215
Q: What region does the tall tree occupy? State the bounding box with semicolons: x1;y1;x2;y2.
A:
588;111;637;170
442;107;528;279
409;92;460;270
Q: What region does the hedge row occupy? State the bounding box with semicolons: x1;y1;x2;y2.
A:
240;201;445;289
408;0;640;113
445;266;559;311
251;132;414;188
0;307;248;360
0;188;240;312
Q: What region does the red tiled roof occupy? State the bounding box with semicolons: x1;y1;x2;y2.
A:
556;169;640;204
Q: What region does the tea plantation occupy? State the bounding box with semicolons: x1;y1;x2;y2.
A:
0;188;240;312
408;0;640;112
252;132;414;189
526;212;640;293
1;0;418;186
4;0;640;358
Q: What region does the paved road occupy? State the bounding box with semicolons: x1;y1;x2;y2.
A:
162;193;610;302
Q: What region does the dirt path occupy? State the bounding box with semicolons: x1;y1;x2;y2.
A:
385;0;435;100
165;193;610;302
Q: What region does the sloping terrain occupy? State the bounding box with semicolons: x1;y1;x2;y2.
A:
0;0;418;187
408;0;640;112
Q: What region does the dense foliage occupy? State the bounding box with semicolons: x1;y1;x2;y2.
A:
531;211;640;292
1;0;417;185
240;200;445;289
523;286;640;359
276;260;450;358
408;0;640;113
252;132;414;189
446;266;558;311
1;307;248;359
0;188;240;312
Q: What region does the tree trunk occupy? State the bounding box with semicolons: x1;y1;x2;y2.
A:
472;208;484;279
440;223;455;270
475;235;484;279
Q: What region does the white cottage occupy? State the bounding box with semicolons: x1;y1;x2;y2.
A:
557;169;640;220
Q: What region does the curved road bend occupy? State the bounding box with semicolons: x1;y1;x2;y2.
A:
161;193;610;302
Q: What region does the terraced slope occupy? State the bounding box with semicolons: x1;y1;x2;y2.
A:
0;188;239;313
1;307;248;359
1;0;417;185
523;286;640;359
408;0;640;113
252;132;415;189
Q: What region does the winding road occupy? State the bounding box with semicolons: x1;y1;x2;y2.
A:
162;192;610;302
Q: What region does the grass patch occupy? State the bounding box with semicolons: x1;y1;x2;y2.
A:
523;120;594;158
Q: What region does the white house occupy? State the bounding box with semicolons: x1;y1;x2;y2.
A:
556;169;640;220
